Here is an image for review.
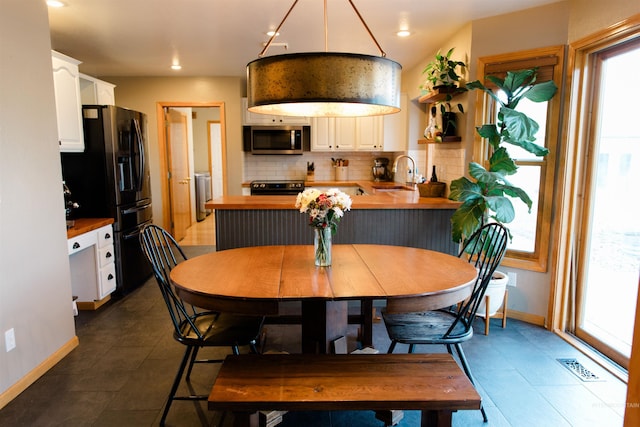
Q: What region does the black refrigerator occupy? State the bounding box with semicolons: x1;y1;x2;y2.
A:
61;105;153;295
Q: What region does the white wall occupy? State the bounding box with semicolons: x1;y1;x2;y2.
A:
568;0;640;42
0;0;77;398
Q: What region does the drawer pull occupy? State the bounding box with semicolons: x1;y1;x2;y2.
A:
105;251;112;258
72;242;80;249
107;273;114;280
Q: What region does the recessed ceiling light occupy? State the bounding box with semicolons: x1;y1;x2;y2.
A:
396;30;411;37
47;0;66;7
266;31;280;37
171;64;182;71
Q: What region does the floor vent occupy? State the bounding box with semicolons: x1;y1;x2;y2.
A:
557;358;602;382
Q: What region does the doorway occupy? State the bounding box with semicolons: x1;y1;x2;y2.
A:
156;102;227;243
573;41;640;369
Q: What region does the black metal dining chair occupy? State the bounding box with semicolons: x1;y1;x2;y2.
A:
382;222;509;422
139;224;265;426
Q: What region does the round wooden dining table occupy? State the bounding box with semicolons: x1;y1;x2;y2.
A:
170;244;477;353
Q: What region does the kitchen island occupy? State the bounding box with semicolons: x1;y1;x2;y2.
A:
206;181;460;254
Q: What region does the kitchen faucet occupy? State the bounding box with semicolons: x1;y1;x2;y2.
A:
391;155;416;186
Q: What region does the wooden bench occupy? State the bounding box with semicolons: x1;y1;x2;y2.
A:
208;353;481;427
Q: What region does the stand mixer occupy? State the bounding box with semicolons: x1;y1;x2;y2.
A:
372;157;392;181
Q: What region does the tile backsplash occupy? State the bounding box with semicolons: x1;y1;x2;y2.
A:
244;151;408;182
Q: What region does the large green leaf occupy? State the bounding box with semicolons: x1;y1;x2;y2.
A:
524;80;557;102
469;163;509;187
489;147;518;175
476;124;501;148
449;176;483;202
503;69;536;93
501;107;539;143
486;75;505;89
467;162;488;181
501;184;533;210
506;138;550;157
466;80;502;105
486;196;516;223
451;200;486;243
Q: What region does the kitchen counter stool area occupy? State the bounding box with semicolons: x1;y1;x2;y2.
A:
0;247;627;426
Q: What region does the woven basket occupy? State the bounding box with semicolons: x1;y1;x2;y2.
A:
417;182;446;198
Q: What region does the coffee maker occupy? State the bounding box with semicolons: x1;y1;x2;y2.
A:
372;157;392;181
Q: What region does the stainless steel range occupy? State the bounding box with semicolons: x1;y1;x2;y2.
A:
250;180;305;195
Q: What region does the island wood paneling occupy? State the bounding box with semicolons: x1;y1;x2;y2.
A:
214;209;457;254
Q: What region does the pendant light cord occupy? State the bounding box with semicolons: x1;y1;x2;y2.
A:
259;0;386;58
259;0;300;57
346;0;386;57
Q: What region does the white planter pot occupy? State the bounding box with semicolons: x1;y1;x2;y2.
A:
477;270;508;317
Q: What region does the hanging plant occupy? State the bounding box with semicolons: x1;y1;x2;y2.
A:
420;47;467;93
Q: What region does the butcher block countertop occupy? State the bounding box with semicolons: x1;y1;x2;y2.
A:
209;181;460;210
66;218;114;239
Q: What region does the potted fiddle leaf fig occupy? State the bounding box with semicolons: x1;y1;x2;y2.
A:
449;68;558;244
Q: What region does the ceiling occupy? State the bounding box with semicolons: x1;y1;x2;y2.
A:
48;0;559;78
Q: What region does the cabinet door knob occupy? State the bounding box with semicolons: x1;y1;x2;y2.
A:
105;252;112;258
105;233;111;239
72;242;80;249
107;274;114;280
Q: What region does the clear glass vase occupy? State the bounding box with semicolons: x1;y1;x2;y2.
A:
314;227;332;267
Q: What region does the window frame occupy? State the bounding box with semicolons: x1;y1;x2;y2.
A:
472;46;565;272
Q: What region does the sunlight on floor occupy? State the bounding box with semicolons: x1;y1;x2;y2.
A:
179;213;215;246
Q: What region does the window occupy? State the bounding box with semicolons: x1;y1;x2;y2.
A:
473;46;565;272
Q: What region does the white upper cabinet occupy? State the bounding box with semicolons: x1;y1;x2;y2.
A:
333;117;357;151
52;50;84;152
311;117;356;151
242;98;310;125
79;73;116;106
355;115;384;151
310;94;407;152
310;117;335;150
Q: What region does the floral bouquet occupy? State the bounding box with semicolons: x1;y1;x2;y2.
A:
295;188;352;266
295;188;352;232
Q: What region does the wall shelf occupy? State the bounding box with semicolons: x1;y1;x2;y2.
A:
418;136;462;144
418;87;466;104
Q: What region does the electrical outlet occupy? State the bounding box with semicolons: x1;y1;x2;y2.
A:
5;328;16;352
507;272;517;287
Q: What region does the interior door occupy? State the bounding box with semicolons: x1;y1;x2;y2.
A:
208;121;223;198
165;108;191;241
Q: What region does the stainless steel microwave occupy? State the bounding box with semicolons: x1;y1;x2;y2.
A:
243;125;310;155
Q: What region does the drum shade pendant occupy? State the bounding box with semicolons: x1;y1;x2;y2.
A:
247;0;402;117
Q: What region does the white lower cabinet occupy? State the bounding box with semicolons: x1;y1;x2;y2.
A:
68;224;117;306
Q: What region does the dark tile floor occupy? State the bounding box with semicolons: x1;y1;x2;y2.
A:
0;246;627;426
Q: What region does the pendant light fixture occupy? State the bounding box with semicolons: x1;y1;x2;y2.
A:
247;0;402;117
